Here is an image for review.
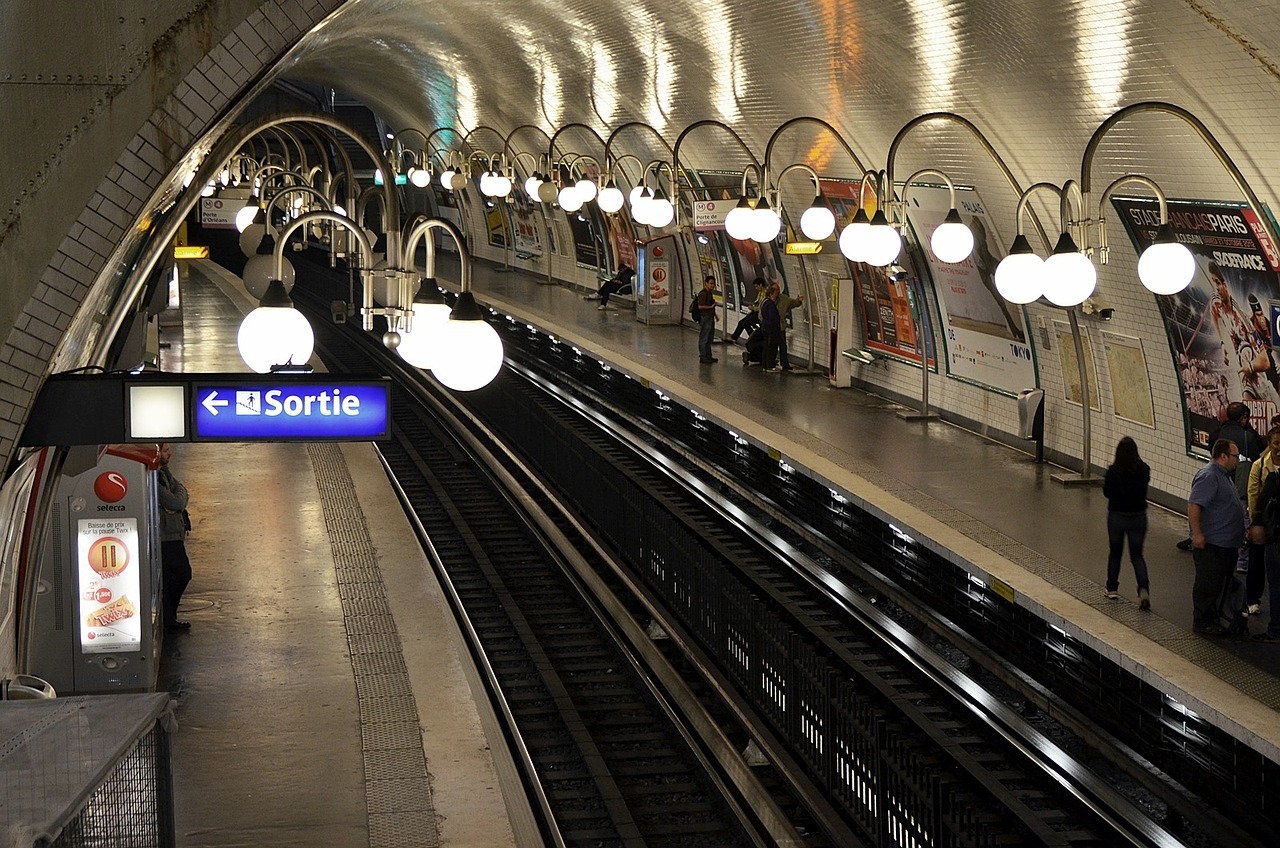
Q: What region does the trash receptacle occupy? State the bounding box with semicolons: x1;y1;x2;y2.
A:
1017;388;1045;461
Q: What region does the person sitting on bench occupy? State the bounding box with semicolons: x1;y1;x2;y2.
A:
585;263;636;309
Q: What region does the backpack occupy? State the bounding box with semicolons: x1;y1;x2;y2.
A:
690;298;702;322
1234;456;1253;503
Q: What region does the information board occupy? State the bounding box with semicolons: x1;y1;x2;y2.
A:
192;381;391;440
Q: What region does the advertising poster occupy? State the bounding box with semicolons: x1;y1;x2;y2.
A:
820;179;929;364
508;183;544;257
429;187;463;252
564;207;602;268
692;170;789;309
78;517;142;653
902;185;1035;395
1113;197;1280;451
484;200;509;249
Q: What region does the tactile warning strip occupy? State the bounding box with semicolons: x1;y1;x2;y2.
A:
308;443;440;848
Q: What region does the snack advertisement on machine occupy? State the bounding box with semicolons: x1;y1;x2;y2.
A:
77;517;142;653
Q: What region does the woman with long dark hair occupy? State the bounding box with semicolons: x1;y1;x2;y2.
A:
1103;436;1151;609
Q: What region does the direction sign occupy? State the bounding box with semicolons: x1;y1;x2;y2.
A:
192;381;391;440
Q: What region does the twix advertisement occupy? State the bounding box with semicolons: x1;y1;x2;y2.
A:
77;510;142;653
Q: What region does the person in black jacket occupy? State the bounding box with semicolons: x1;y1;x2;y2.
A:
1103;436;1151;609
1248;463;1280;642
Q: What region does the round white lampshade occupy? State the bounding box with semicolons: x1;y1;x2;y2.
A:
409;168;431;188
447;171;468;191
479;172;497;196
863;222;902;267
648;198;674;228
537;180;559;204
558;185;584;212
493;174;512;197
431;318;505;391
838;222;866;262
725;205;755;240
575;178;597;202
237;306;315;373
749;207;781;243
525;175;543;197
628;185;649;208
235;204;260;233
800;205;836;241
395;301;453;370
597;185;625;213
1042;251;1097;307
631;194;653;225
242;253;296;299
1138;241;1196;295
931;220;975;263
438;169;456;190
238;223;266;258
994;252;1045;303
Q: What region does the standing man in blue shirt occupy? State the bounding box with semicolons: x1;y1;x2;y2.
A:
1188;439;1247;634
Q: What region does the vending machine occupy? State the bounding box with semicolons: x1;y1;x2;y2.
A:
21;445;164;694
635;235;684;325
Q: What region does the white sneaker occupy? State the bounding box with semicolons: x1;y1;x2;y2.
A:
1104;590;1120;600
1248;603;1262;616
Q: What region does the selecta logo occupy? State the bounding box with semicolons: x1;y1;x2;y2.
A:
93;472;128;503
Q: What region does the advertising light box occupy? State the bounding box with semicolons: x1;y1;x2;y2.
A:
192;381;391;441
77;517;142;654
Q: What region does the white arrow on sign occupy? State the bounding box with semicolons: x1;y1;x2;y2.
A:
202;391;229;416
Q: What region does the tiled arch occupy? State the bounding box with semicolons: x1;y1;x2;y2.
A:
0;0;345;466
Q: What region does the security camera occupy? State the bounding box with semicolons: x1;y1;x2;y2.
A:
1082;297;1114;320
1098;307;1115;321
888;264;909;282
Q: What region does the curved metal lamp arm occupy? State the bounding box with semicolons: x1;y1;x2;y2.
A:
762;116;866;184
547;122;608;165
1012;182;1064;236
671;119;761;224
401;216;472;293
603;120;674;169
503;124;553;170
1080;100;1280;260
274;210;374;281
263;184;331;228
609;153;647;187
1094;174;1168;265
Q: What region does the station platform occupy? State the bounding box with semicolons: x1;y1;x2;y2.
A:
158;264;532;846
166;245;1280;843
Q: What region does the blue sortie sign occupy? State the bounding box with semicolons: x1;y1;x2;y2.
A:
193;382;390;440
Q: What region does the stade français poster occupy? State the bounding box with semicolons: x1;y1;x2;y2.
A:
1113;197;1280;455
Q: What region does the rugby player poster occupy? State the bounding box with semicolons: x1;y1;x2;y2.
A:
1112;197;1280;454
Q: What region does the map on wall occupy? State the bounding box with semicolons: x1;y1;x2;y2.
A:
1102;332;1155;428
1054;321;1101;411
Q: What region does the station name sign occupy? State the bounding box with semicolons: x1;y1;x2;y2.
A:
19;372;392;447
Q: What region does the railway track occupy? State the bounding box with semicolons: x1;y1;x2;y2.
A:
289;257;1219;846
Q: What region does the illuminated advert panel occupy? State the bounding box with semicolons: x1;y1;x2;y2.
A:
77;517;142;653
192;381;391;441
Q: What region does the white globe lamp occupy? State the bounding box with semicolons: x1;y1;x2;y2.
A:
931;208;975;263
235;203;260;233
242;252;296;299
525;174;544;198
799;199;836;241
1042;232;1097;307
537;179;559;204
430;292;505;391
994;235;1045;303
237;280;315;373
1138;223;1196;295
597;181;625;213
409;167;431;188
493;173;513;197
239;223;266;258
749;197;781;243
447;170;468;191
558;185;584;212
862;210;903;267
724;197;756;240
838;207;872;262
395;280;452;370
648;194;675;228
438;168;456;190
575;177;597;202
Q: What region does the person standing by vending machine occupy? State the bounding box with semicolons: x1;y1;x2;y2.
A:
156;443;192;632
